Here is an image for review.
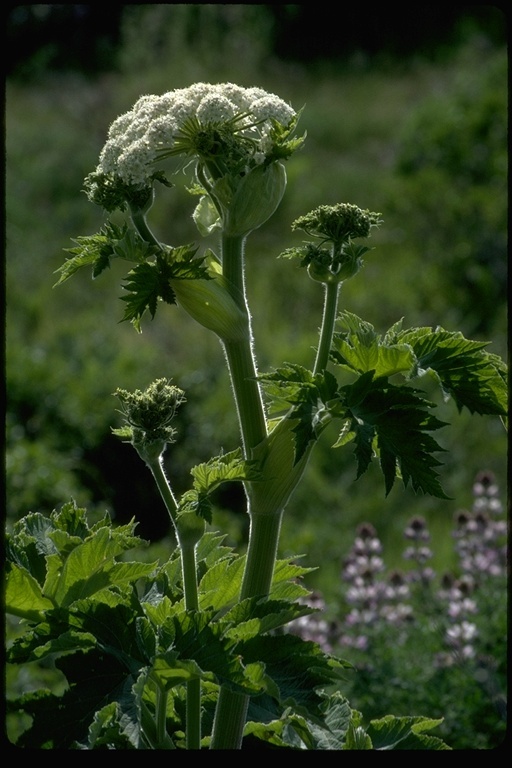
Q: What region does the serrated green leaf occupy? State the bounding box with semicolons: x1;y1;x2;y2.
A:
366;714;450;750
337;377;450;497
153;610;268;695
152;655;210;687
222;596;316;641
9;627;98;663
111;227;158;263
344;724;373;749
120;260;176;332
79;701;121;749
55;222;129;285
258;365;340;462
259;364;338;414
308;692;353;749
331;328;415;379
241;633;347;718
5;564;54;621
190;448;260;495
270;557;316;591
42;525;153;607
198;556;246;611
245;709;321;749
400;327;508;416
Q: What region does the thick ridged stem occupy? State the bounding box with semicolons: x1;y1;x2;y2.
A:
211;234;275;750
220;233;268;454
240;512;283;599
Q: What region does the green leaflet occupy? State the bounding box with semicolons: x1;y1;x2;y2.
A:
55;221;133;284
245;697;450;750
337;374;450;498
366;715;451;750
327;313;507;497
398;326;508;416
258;360;450;498
175;449;262;525
191;447;260;491
5;565;54;621
334;312;508;417
332;312;416;379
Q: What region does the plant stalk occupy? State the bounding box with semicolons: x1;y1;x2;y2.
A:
220;233;268;454
313;280;340;375
147;456;202;750
130;205;161;249
240;511;283;599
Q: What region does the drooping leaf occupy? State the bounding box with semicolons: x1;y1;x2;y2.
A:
119;244;207;331
398;326;508;416
335;375;450;498
55;221;132;284
5;563;54;621
366;715;451;750
120;260;177;332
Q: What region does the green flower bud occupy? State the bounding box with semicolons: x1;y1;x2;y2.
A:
292;203;382;246
113;379;185;461
224;162;287;237
170;271;248;341
307;244;367;285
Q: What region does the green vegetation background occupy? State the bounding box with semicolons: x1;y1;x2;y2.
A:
6;6;507;603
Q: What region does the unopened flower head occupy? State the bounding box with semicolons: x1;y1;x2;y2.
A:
113;378;185;459
286;203;382;284
86;82;300;211
292;203;382;246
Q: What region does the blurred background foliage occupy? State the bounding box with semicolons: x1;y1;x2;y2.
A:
5;5;508;600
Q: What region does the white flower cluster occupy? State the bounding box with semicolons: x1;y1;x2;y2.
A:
96;82;296;188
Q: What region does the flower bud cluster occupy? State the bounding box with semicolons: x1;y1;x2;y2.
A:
292;204;382;245
113;378;185;460
283;203;382;284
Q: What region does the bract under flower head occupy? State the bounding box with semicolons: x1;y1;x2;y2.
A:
91;83;297;193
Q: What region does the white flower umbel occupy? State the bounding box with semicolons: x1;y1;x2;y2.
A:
94;82;297;190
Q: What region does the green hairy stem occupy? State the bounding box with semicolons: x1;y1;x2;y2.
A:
147;456;202;750
211;232;315;748
314;281;341;375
